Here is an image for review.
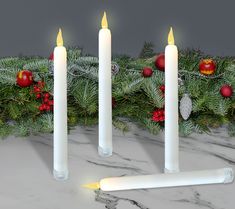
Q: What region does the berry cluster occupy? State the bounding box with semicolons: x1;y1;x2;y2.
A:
152;108;165;122
32;81;54;112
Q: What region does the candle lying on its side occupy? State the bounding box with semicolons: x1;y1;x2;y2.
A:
165;27;179;173
98;12;113;157
83;168;234;191
53;29;68;181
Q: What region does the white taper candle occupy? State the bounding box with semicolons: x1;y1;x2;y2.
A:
98;12;112;157
99;168;234;191
53;29;68;180
165;27;179;173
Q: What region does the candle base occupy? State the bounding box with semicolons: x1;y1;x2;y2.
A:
98;146;112;157
53;169;69;181
164;167;180;173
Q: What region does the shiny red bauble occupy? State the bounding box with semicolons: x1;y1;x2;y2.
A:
142;67;153;77
199;59;216;75
155;53;165;71
220;85;233;98
16;70;33;87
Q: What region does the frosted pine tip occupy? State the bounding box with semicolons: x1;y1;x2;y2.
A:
82;182;100;190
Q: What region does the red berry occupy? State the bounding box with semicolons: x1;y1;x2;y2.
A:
42;103;47;109
48;100;54;106
159;85;165;93
37;81;45;88
45;105;51;111
36;93;41;99
44;93;50;98
142;67;153;78
39;105;44;111
44;98;49;103
34;87;41;93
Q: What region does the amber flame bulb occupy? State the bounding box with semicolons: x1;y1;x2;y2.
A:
168;27;175;45
57;28;63;47
101;12;108;29
82;182;100;190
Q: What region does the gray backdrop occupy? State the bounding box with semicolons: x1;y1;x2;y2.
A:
0;0;234;57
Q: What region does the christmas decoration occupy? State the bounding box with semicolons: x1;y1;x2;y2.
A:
112;97;117;108
220;85;233;98
1;48;235;138
49;52;54;61
16;70;33;87
155;53;165;71
152;109;165;122
159;85;165;96
111;63;119;75
142;67;153;77
32;80;53;113
199;59;216;75
139;41;155;58
180;94;193;120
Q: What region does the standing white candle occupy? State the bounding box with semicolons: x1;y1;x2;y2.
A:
165;27;179;173
98;12;112;157
53;29;68;180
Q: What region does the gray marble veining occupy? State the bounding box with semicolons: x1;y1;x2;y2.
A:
0;124;234;209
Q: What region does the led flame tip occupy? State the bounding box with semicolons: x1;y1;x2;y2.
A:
168;27;175;45
56;28;63;46
82;182;100;190
101;12;108;29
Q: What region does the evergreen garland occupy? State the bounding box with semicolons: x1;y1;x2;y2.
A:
0;47;235;138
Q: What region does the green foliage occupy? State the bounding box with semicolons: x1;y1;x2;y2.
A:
139;42;155;58
0;48;235;138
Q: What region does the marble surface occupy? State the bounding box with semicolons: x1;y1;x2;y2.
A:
0;124;234;209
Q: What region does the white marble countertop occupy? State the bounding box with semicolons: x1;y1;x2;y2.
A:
0;124;234;209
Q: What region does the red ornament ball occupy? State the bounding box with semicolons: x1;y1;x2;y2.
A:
16;70;33;87
220;85;233;98
49;52;54;61
199;59;216;75
155;53;165;71
142;67;153;78
152;108;165;122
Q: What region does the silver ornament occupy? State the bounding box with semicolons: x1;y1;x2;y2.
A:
180;93;192;120
111;63;119;75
